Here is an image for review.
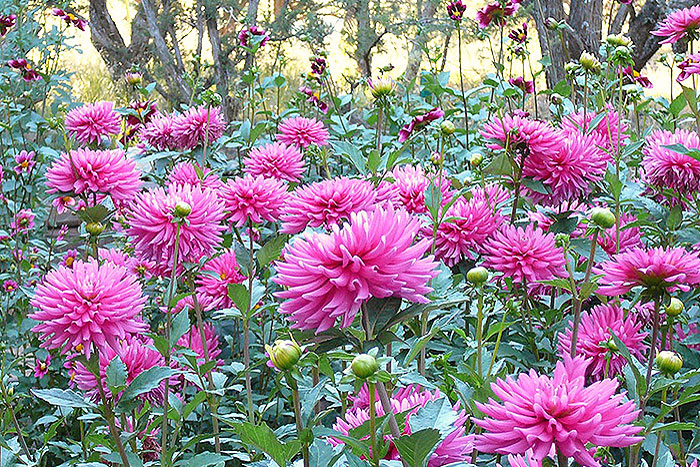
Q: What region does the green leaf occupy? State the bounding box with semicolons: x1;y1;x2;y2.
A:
649;422;696;433
521;177;550;195
105;356;127;393
332;141;366;175
404;326;440;366
78;205;110;224
232;421;301;467
170;308;190;348
682;85;698;114
483;152;512;176
666;205;682;231
409;398;458;435
118;367;176;406
257;235;288;268
32;388;95;409
393;429;441;467
175;452;231;467
609;330;646;397
227;283;250;313
669;94;687;117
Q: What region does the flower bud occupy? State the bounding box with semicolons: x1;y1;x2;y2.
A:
603;337;618;352
555;232;569;247
656;351;683;376
590;207;616;229
467;266;489;284
441;120;455;135
579;51;601;74
665;297;684;317
606;34;632;48
564;62;579;74
173;201;192;218
550;93;563;105
613;46;632;63
351;353;379;379
266;339;302;371
470;152;484;168
85;222;105;236
544;17;559;30
368;77;395;100
125;72;142;86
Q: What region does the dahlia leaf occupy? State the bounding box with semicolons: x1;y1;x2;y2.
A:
649;422;697;433
78;204;110;224
404;326;440;366
669;93;687;117
227;283;250;314
232;421;301;467
257;235;288;268
332;141;366;175
175;451;231;466
31;388;95;409
409;397;459;436
104;355;127;393
609;330;646;398
393;428;441;467
170;308;190;348
483;153;512;176
118;366;177;406
681;85;698;114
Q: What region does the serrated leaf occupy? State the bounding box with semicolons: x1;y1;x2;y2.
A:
257;235;288;268
118;367;176;406
393;428;441;467
232;421;301;467
32;388;95;409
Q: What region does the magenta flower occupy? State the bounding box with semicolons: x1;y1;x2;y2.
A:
332;385;472;466
51;8;87;30
244;142;305;183
677;53;700;82
128;183;226;276
277;116;329;149
280;177;378;234
299;86;329;113
0;14;17;36
8;58;41;82
473;355;643;467
391;164;453;214
508;23;528;43
196;249;246;308
558;304;647;380
621;66;652;88
61;249;78;269
595;247;700;296
596;211;642;256
139;112;178;151
484;224;566;287
481;114;562;160
560;105;629;154
274;205;438;332
398;107;444;142
447;0;467;21
238;25;270;48
65;101;121;145
172;106;226;150
168;161;223;192
221;175;287;227
508;76;534;94
45;149;142;204
29;259;147;356
642;129;700;197
11;209;35;233
3;279;18;293
34;355;51;379
476;0;521;28
176;323;224;368
528;200;588;235
502;452;542;467
99;248;154;279
13;150;35;174
652;5;700;44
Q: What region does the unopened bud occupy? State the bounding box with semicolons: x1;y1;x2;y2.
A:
606;34;632;48
656;351;683;376
580;51;601;74
173;201;192;218
441;120;455;135
665;298;684;317
470;153;484;167
467;266;489;284
369;78;396;100
85;222;104;236
351;354;379;379
266;339;302;371
590;207;616;229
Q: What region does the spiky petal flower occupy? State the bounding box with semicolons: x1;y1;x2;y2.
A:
197;250;246;308
221;175;287;227
29;259;147;356
560;106;628;154
642;129;700;197
175;323;223;368
140;112;178;151
274;205;439;332
171;106;226;150
277;117;329;149
244;142;305;182
558;304;647;380
484;224;566;287
128;183;226;276
594;247;700;296
332;386;472;466
596;211;642;256
280;177;378;234
168;161;223;192
502;452;542;467
473;355;643;467
480;114;562;161
65;101;121;145
652;5;700;44
391;165;453;214
45;149;142;204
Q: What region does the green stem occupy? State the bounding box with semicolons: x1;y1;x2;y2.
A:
94;353;131;467
243;219;255;423
457;24;469;150
570;229;599;357
652;388;669;467
476;286;484;378
368;382;379;467
556;446;568;467
289;376;310;467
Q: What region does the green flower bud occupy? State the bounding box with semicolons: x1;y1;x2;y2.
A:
369;77;396;100
351;353;379;379
606;34;632;48
441;120;456;136
470;153;484;168
467;266;489;284
602;337;618;352
564;62;579;74
173;201;192;219
590;207;616;229
266;339;302;371
656;351;683;376
555;232;569;247
579;51;601;74
665;298;684;317
85;222;105;236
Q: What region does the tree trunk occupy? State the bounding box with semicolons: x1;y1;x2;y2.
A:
567;0;604;59
353;0;376;77
403;0;439;85
204;0;232;119
529;0;567;88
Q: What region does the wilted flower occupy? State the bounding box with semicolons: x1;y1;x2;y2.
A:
277;116;329;148
65;101;121;145
299;86;329;113
652;5;700;44
8;58;41;82
221;174;287;227
621;66;652;87
508;22;528;43
13;150;35;174
508;76;534;94
310;55;327;78
398;107;444;142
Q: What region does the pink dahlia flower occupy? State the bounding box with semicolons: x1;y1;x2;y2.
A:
652;5;700;44
274;205;439;332
277;116;329;149
522;132;607;205
140;112;178;150
527;200;588;235
332;385;472;466
560;106;628;154
280;177;377;234
483;224;566;287
558;304;647;380
176;323;223;368
476;0;520;28
196;249;246;308
171;106;226;150
65;101;121;145
11;209;35;233
221;175;287;227
642;129;700;196
45;149;142;204
677;53;700;82
502;452;543;467
34;355;51;379
14;150;35;174
170;293;217;315
99;247;154;279
29;259;147;356
391;164;454;214
481;114;562;161
473;355;643;467
244;142;305;182
594;247;700;296
73;336;165;404
168;161;223;192
128;183;226;276
596;211;642;256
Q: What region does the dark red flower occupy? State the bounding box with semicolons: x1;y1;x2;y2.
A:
0;14;17;36
447;0;467;21
476;0;521;28
621;66;653;88
398;107;444;142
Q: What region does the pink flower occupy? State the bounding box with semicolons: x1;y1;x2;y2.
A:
558;304;647;380
277;117;329;149
170;293;217;315
196;250;246;308
171;106;226;150
677;53;700;82
594;247;700;296
398;107;444;142
642;129;700;197
65;101;121;145
481;114;562;160
61;249;78;268
508;23;528;43
244;142;305;182
11;209;35;233
221;175;287;227
476;0;521;28
509;76;534;94
274;205;438;332
140;112;178;150
280;177;378;234
0;14;17;36
652;5;700;44
447;0;467;21
299;86;329;113
128;183;226;276
522;132;607;205
391;164;453;214
483;224;566;287
560;106;628;154
596;211;642;256
238;25;270;48
8;58;41;82
175;323;223;368
34;355;51;379
168;161;223;192
621;66;652;88
51;8;87;30
99;248;155;279
473;355;643;467
502;452;542;467
3;279;18;293
332;385;472;466
45;149;142;204
13;150;35;174
29;259;147;356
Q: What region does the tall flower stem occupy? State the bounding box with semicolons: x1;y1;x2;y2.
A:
476;284;484;378
368;382;379;467
456;24;469;150
376;382;410;467
93;351;131;467
556;446;568;467
375;105;383;157
0;379;33;462
644;299;662;401
287;373;310;467
582;71;589;134
243;219;256;423
570;229;599;357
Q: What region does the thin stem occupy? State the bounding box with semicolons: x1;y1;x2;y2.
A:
243;219;255;423
290;378;310;467
476;285;484;378
1;380;33;462
94;356;131;467
368;382;379;467
582;72;589;134
570;229;599;357
644;300;661;398
375;105;383;158
457;24;469;150
376;382;410;467
652;388;669;467
556;446;568;467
